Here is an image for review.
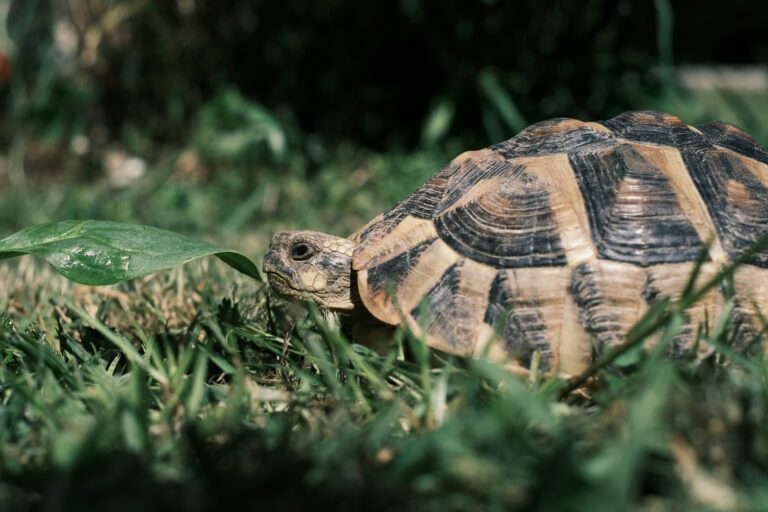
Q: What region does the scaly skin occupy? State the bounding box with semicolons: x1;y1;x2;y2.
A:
263;231;357;311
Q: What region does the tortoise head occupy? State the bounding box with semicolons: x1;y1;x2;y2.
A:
263;231;356;311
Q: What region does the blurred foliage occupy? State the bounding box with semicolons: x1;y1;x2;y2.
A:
673;0;768;63
0;0;766;220
0;142;455;240
1;0;664;153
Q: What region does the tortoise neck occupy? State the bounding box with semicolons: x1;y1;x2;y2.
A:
338;269;381;327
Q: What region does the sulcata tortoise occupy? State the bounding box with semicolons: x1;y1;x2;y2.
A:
263;111;768;376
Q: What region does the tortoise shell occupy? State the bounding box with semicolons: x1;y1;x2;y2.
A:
350;111;768;375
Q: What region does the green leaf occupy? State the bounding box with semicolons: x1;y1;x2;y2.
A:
0;220;262;285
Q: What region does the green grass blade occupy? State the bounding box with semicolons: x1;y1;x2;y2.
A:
185;350;209;418
67;303;168;385
476;69;527;134
421;96;456;146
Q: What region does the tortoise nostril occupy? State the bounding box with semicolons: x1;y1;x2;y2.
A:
262;251;280;274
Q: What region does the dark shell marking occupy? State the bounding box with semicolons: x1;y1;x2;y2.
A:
353;111;768;373
697;121;768;166
598;110;703;148
434;159;568;268
569;143;705;266
409;261;477;356
363;239;435;304
491;117;614;158
484;271;555;372
682;148;768;267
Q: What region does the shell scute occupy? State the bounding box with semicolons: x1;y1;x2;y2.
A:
491;116;614;159
598;110;703;147
682;146;768;267
434;159;569;268
569;143;706;266
696;121;768;165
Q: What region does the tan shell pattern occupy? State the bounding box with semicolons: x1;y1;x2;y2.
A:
351;111;768;376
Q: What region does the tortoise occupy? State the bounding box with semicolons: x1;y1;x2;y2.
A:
263;111;768;376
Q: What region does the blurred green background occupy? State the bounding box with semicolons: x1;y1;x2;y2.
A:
0;0;767;246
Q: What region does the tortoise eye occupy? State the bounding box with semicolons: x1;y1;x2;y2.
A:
290;242;315;261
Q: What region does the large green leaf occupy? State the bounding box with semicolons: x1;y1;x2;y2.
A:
0;220;261;285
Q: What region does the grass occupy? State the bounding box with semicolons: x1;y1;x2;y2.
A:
3;86;768;510
1;224;768;511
